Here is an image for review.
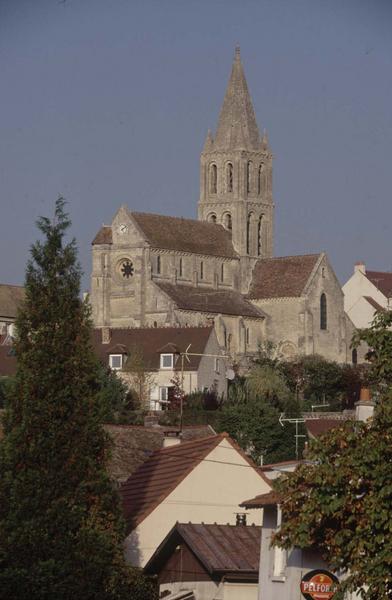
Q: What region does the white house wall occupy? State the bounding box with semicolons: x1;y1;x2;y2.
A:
124;438;270;567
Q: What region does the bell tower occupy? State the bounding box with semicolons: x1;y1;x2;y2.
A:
198;47;274;259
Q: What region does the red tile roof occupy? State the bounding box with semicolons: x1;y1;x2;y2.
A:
247;254;320;299
131;212;237;258
365;270;392;298
156;281;264;318
91;326;215;372
305;418;349;439
240;490;281;509
121;433;269;530
145;522;261;576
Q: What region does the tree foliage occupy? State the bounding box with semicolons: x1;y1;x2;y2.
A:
274;312;392;599
0;199;156;600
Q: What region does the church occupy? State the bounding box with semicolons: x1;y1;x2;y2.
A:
91;48;354;365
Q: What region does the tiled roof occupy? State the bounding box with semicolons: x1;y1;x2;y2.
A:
240;490;281;509
92;326;215;372
365;270;392;298
121;434;223;529
305;418;349;439
131;212;237;258
0;284;25;319
363;296;386;313
104;425;164;483
156;281;264;318
247;254;320;299
92;226;112;245
0;336;17;376
145;522;261;576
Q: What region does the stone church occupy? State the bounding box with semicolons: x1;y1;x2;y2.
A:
91;48;354;364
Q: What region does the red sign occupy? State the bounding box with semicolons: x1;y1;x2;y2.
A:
300;569;339;600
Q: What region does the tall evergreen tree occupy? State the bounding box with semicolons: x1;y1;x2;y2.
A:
0;199;156;600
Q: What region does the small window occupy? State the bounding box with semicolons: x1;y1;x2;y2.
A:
200;261;204;280
160;353;174;369
221;263;224;282
257;217;262;256
246;327;250;345
179;258;183;277
215;358;220;374
258;163;263;195
320;293;327;330
247;161;252;194
160;387;168;401
157;255;161;274
210;164;217;194
223;213;232;230
109;354;123;370
321;267;326;278
208;213;217;223
227;162;233;192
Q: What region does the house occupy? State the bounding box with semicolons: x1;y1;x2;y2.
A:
0;333;17;377
343;261;390;331
91;48;354;364
239;390;374;600
91;325;227;409
120;432;272;567
144;522;261;600
0;284;24;335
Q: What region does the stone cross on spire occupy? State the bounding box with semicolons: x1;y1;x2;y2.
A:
213;47;261;151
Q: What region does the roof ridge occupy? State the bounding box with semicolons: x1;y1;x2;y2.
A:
131;211;227;228
0;283;24;289
152;432;224;455
257;253;321;261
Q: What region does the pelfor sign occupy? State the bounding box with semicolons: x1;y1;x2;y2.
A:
300;569;339;600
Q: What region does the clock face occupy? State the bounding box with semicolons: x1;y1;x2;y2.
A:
120;259;134;279
118;223;128;234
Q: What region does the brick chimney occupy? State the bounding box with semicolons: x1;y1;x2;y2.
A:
355;387;374;422
354;261;366;275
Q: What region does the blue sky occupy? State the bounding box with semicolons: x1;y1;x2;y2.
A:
1;0;391;289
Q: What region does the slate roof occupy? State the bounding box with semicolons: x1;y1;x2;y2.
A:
0;284;25;319
92;226;112;245
156;281;264;318
120;433;268;530
145;522;261;576
248;254;321;299
131;212;237;258
240;490;281;509
365;270;392;298
92;326;215;372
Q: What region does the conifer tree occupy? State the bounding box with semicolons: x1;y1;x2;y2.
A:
0;199;156;600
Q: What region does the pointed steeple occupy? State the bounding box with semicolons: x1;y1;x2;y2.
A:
214;47;260;151
261;128;270;151
203;129;214;153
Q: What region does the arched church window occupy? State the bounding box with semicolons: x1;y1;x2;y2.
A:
200;261;204;280
258;163;264;195
221;263;224;282
210;164;217;194
352;348;358;365
226;162;233;192
208;213;217;223
257;216;262;256
246;213;252;255
320;293;327;330
247;161;252;194
157;255;161;274
179;258;183;277
223;213;232;230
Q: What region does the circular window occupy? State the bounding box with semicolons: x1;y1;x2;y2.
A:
118;258;134;279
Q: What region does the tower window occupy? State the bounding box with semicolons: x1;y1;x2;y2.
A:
258;164;263;195
221;263;224;282
246;327;250;345
210;164;217;194
223;213;232;230
246;214;251;255
227;162;233;192
200;261;204;280
208;213;217;223
257;216;262;256
157;255;161;274
247;161;252;194
179;257;183;277
320;293;327;330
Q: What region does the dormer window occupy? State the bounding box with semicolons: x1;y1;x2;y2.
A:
109;354;123;370
160;353;174;369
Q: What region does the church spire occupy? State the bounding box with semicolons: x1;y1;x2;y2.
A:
214;47;260;151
